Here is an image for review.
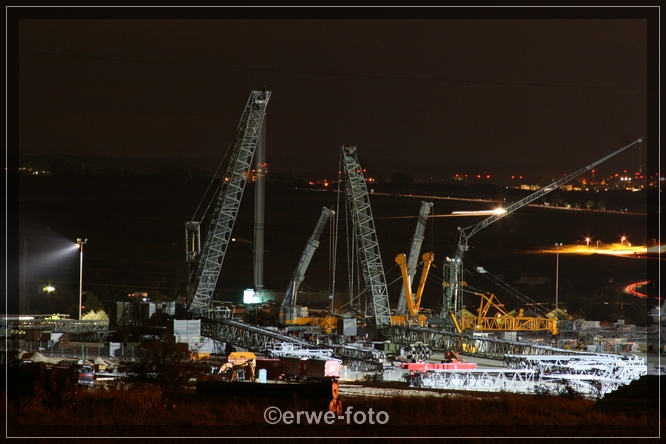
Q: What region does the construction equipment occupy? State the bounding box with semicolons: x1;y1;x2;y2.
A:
216;353;257;382
279;308;338;334
441;138;644;331
392;252;434;327
186;89;271;315
279;207;337;332
396;201;433;316
460;291;559;335
340;145;392;328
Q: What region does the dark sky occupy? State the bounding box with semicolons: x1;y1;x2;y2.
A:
14;10;656;181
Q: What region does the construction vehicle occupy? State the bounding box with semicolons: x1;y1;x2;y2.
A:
213;351;257;382
459;290;558;335
441;138;644;332
278;207;338;333
396;201;433;316
185;89;271;316
392;252;434;327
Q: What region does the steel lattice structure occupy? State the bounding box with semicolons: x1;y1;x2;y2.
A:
441;138;644;328
504;354;647;378
200;316;383;370
188;90;271;315
11;319;109;334
406;368;537;393
506;353;647;398
396;201;433;316
340;146;392;328
266;342;335;359
383;325;586;360
404;353;646;398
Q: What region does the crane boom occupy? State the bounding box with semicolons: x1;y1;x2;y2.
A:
463;138;643;241
396;252;434;319
341;146;392;328
441;137;643;326
187;90;271;315
396;201;433;315
279;207;335;324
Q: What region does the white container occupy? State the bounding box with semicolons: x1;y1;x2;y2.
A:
258;369;267;383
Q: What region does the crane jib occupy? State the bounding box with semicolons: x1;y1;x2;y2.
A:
462;137;643;240
443;137;644;326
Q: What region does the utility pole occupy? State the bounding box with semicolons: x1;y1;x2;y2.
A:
555;242;562;319
20;238;30;315
77;238;87;320
253;111;266;301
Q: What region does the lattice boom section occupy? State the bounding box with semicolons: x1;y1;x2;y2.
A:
341;146;391;327
12;319;109;334
200;317;383;370
406;369;536;392
189;90;270;314
200;317;311;352
383;325;584;360
504;354;647;379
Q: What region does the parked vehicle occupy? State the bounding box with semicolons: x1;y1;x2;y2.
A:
74;364;95;387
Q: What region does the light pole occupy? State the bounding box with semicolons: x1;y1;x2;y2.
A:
555;242;562;320
621;236;626;246
77;238;87;320
585;237;590;250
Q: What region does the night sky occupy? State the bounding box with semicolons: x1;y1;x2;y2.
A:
7;8;661;317
12;9;657;181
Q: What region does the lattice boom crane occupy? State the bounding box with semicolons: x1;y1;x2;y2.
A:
186;90;271;315
341;146;392;328
441;137;644;329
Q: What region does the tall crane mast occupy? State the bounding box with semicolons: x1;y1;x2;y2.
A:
396;201;433;316
279;206;335;325
186;90;271;315
441;137;644;330
341;146;392;328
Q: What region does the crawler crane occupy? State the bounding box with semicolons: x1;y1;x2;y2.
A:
460;290;558;335
279;206;338;333
392;252;434;327
340;145;392;328
441;138;644;332
185;90;271;316
396;201;433;316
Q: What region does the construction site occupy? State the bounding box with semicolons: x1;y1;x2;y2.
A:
8;90;661;437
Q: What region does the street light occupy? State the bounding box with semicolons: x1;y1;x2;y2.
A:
585;237;590;250
621;236;627;246
555;242;562;320
77;238;87;320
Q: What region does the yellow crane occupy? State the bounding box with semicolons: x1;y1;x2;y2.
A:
392;252;434;327
460;291;558;335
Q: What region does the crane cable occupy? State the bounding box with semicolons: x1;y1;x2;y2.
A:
190;139;234;222
471;268;550;317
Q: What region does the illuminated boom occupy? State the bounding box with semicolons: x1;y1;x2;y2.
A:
441;137;644;328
